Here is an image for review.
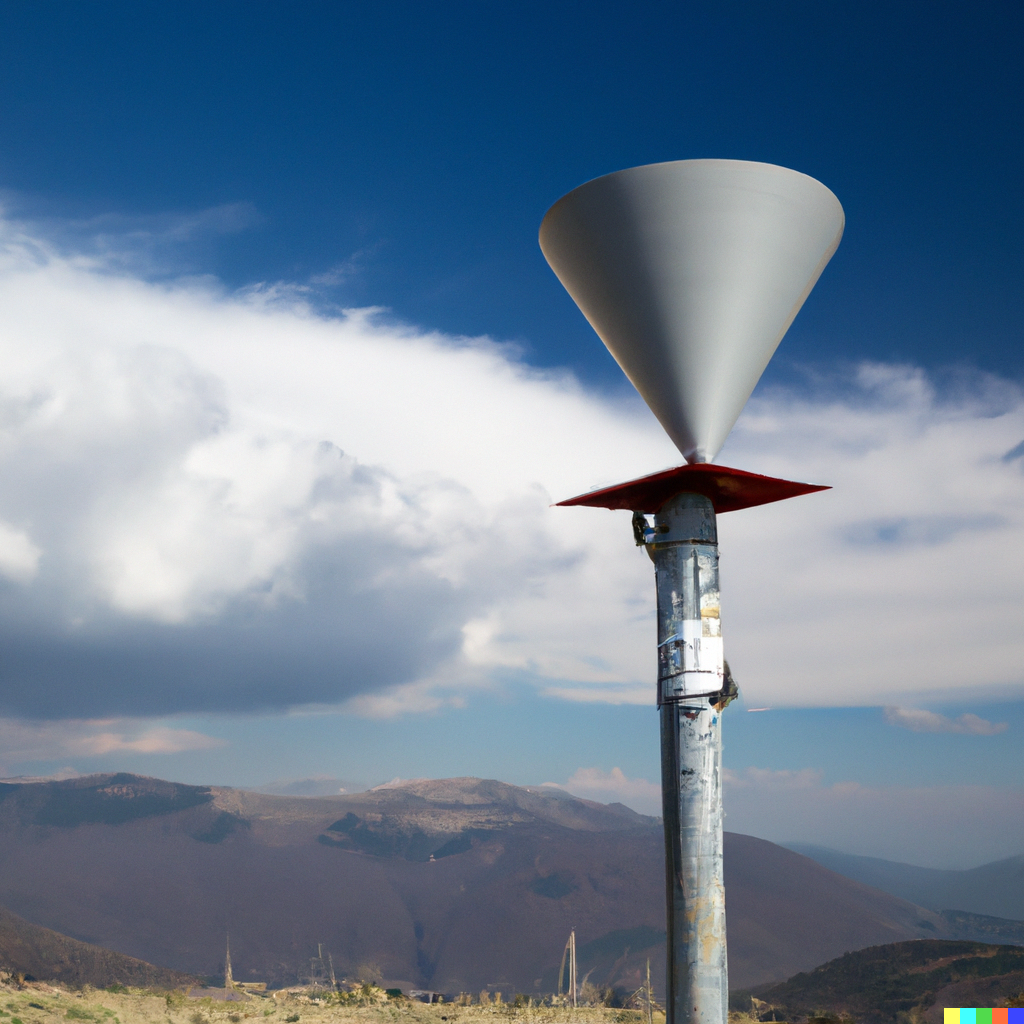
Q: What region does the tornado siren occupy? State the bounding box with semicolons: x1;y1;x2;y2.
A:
540;159;843;1024
540;158;844;467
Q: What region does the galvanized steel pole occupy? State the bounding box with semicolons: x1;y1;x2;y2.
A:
649;492;729;1024
540;156;842;1024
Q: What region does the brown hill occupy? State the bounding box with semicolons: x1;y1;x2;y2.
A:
743;940;1024;1024
0;902;195;989
0;773;949;994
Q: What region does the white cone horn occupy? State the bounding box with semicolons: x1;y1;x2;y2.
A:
540;159;844;463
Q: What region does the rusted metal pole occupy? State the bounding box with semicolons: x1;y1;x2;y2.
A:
649;492;728;1024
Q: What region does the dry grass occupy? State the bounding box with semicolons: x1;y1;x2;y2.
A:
0;984;665;1024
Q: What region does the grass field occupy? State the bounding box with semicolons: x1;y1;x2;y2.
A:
0;983;670;1024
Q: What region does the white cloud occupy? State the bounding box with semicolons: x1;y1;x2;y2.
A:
0;718;224;763
0;520;40;582
0;212;1023;724
716;364;1024;707
724;766;824;790
553;766;663;814
9;201;261;278
0;215;664;719
884;706;1008;735
83;726;224;755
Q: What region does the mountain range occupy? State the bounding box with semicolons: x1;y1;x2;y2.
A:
788;844;1024;921
0;773;1020;996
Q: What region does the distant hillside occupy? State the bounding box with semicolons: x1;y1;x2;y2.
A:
0;773;961;994
0;903;195;988
741;940;1024;1024
788;844;1024;920
936;910;1024;946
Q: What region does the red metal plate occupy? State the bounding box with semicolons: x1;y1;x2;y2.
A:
556;463;830;514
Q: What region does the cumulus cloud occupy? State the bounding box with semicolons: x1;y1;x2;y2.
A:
884;707;1008;735
0;211;1022;731
0;213;664;721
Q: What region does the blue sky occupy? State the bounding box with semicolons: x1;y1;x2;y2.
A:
0;1;1022;869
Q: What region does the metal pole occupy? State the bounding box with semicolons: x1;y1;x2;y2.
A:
570;929;577;1008
646;958;654;1024
649;492;728;1024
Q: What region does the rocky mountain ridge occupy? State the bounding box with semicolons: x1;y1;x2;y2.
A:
0;773;1010;995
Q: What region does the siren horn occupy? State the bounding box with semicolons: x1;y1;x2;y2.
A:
539;159;844;464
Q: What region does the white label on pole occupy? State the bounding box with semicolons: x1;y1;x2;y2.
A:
681;618;702;672
698;636;724;677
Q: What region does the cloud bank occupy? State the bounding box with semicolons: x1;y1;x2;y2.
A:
884;706;1008;735
0;213;1023;728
